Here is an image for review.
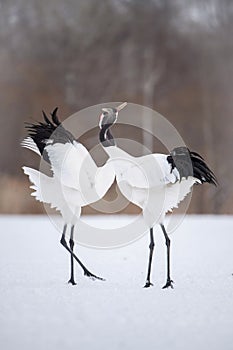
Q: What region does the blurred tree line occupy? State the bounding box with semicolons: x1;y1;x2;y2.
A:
0;0;232;214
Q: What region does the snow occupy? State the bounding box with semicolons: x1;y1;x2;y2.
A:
0;215;233;350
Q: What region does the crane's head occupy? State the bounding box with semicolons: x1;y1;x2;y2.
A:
99;102;127;129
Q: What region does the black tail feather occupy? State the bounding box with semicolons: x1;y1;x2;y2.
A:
168;147;217;186
189;151;204;160
190;151;218;186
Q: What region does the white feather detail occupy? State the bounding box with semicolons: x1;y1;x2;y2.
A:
22;166;82;224
21;137;41;156
45;141;115;200
104;146;200;227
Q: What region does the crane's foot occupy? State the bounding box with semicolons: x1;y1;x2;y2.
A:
84;270;105;281
162;279;174;289
68;278;77;286
143;281;154;288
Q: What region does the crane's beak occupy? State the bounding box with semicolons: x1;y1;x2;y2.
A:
116;102;127;112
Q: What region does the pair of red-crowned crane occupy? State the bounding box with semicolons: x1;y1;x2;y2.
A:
22;103;217;288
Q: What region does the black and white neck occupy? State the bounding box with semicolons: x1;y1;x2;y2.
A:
99;123;116;148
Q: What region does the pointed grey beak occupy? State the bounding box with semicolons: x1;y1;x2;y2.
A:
116;102;127;112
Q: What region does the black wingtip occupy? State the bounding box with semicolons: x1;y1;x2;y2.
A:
190;151;218;186
168;147;218;186
42;110;52;125
190;151;204;160
51;107;60;126
52;107;58;114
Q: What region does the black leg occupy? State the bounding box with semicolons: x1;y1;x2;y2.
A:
144;227;155;288
60;224;105;281
160;224;174;289
68;225;76;285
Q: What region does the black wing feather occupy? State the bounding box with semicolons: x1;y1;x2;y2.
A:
189;151;204;160
25;108;76;162
42;110;52;125
51;107;60;126
167;146;217;186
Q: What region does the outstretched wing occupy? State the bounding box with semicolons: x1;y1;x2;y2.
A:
23;108;76;162
45;140;98;191
22;166;83;221
21;137;41;156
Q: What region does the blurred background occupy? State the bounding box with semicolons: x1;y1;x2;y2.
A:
0;0;232;215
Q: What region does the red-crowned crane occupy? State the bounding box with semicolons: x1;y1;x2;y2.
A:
99;103;217;288
22;108;115;285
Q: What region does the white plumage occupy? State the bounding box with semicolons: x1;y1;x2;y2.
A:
22;109;115;284
99;102;217;288
107;147;199;226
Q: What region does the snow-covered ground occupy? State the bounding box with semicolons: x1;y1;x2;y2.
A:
0;215;233;350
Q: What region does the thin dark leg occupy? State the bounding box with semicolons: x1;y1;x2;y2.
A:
60;224;105;281
68;225;76;285
160;224;174;289
144;228;155;288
